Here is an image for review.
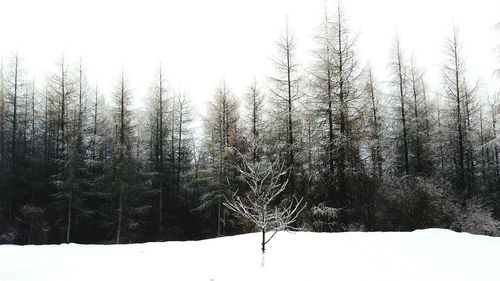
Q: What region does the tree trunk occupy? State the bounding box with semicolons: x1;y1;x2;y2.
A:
411;70;422;173
66;188;72;243
158;68;164;235
285;30;295;192
479;110;487;185
116;181;124;244
217;197;222;237
492;105;500;185
177;98;183;191
453;33;466;192
261;228;266;254
396;41;410;175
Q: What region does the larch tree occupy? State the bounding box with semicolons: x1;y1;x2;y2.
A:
389;35;410;176
199;81;242;237
0;59;6;220
112;70;142;244
329;4;364;214
20;79;42;244
310;5;336;192
442;26;476;195
64;59;90;243
364;66;384;180
268;22;301;194
243;78;266;163
478;104;497;189
299;97;320;197
487;95;500;187
308;4;365;228
407;56;433;176
88;86;109;176
5;52;25;224
146;65;169;237
360;66;384;231
163;89;195;238
173;91;193;200
47;56;81;243
86;85;113;241
435;91;447;177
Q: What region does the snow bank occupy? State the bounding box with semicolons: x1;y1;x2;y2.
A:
1;229;499;281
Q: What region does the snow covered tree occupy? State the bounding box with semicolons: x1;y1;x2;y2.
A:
4;52;26;224
268;22;301;194
329;4;364;211
389;35;411;176
442;26;478;195
224;155;306;254
404;55;435;177
111;70;149;243
363;66;384;179
198;81;243;237
145;65;170;237
309;4;365;227
243;79;266;163
0;59;7;223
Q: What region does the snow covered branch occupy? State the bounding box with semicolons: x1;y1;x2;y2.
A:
224;157;306;253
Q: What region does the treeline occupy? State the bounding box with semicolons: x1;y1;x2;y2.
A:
1;7;499;244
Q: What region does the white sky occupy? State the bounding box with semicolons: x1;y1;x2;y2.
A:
1;0;500;119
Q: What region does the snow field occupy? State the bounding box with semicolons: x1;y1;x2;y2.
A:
0;229;499;281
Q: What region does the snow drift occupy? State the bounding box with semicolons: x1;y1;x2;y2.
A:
1;229;499;281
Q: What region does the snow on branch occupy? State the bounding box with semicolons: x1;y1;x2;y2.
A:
224;156;306;254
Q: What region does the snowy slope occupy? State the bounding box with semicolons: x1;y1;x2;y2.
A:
0;229;499;281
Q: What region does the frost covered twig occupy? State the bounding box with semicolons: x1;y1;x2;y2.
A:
224;157;306;254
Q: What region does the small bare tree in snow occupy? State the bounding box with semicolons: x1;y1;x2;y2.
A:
224;156;306;254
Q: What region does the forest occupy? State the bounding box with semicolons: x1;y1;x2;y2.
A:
0;5;499;245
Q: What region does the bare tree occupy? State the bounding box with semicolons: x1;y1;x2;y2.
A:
364;66;383;179
488;95;500;185
174;90;193;195
436;91;446;176
310;5;335;179
330;4;364;202
389;35;410;175
442;26;476;194
0;59;6;219
64;59;89;243
113;69;136;244
244;78;266;163
88;86;107;172
48;56;85;243
478;106;490;186
146;64;169;236
310;4;364;223
6;52;24;223
268;22;301;192
224;155;306;254
408;55;433;175
200;81;241;237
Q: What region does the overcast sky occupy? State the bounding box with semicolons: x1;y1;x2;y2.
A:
1;0;500;118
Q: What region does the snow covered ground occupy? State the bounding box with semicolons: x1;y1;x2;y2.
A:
0;229;499;281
